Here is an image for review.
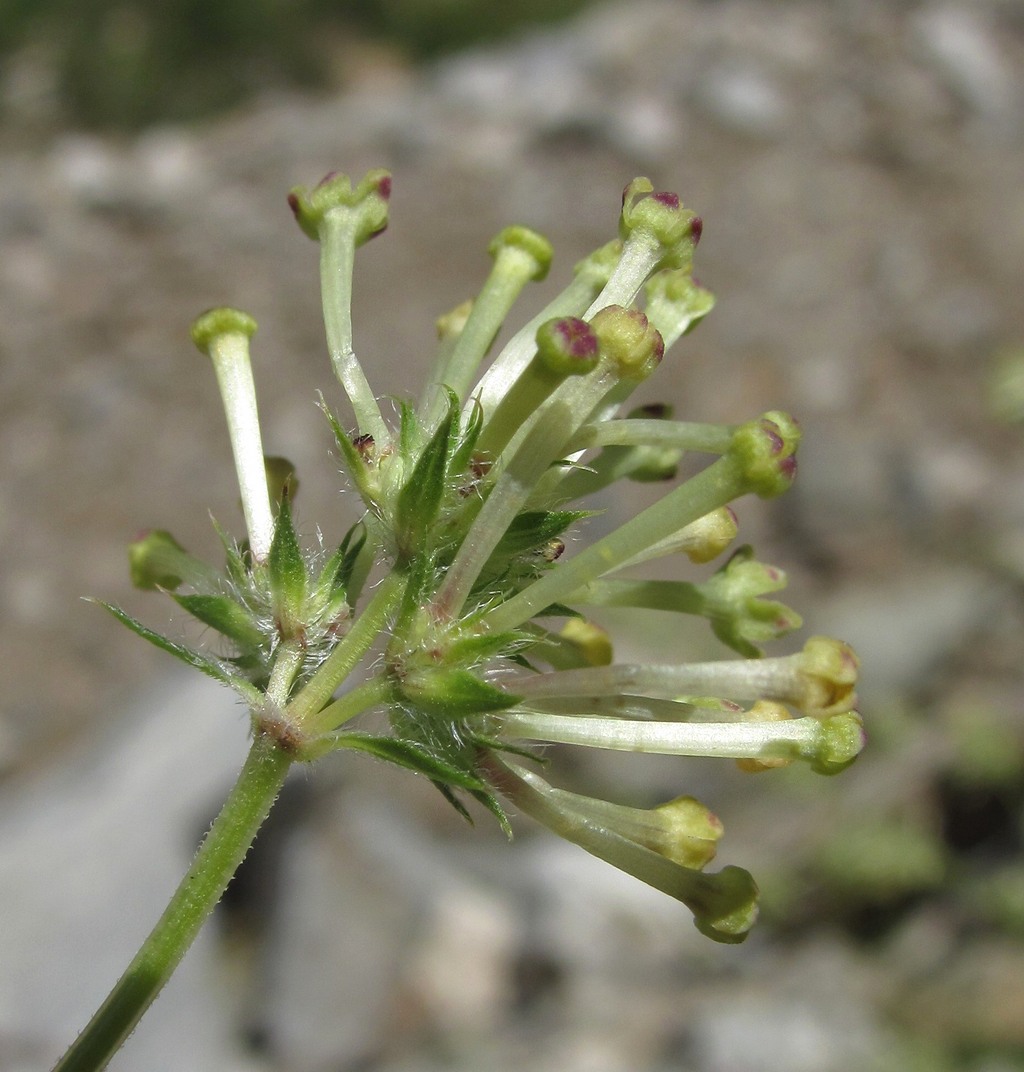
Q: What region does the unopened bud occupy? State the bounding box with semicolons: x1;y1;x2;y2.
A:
729;411;801;498
288;168;391;244
591;305;664;381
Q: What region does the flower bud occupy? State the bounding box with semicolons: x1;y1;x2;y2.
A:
288;168;391;244
488;225;553;283
729;411;801;498
619;178;702;272
793;637;860;718
645;268;716;347
534;316;600;377
681;507;739;563
558;618;613;667
590;305;664;381
702;545;803;656
129;530;214;591
809;712;866;775
190;306;257;352
190;306;274;562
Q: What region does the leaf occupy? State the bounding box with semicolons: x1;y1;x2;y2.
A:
434;781;476;824
320;397;379;512
334;732;487;791
95;601;261;704
491;510;592;558
213;517;251;590
449;396;484;476
172;593;265;650
268;492;308;630
395;390;458;561
469;787;513;839
311;521;366;606
400;668;520;717
443;629;526;666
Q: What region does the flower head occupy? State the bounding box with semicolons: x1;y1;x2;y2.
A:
114;171;862;943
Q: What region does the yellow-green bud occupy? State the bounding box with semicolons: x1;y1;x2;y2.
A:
590;305;664;381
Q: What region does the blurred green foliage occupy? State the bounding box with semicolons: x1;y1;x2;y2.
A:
0;0;594;129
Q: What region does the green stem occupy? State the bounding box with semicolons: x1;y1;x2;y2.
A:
285;569;407;726
53;733;292;1072
482;454;748;633
320;212;388;444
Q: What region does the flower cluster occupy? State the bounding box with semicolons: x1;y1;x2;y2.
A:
123;170;862;943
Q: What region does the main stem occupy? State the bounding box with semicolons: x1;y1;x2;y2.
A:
53;732;293;1072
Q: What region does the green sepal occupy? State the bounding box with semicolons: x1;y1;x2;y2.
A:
533;602;583;619
400;668;521;717
95;601;261;704
267;492;308;631
434;781;476;824
395;390;459;561
334;731;488;792
311;521;366;607
172;593;266;650
320;398;379;512
213;518;251;590
468;786;513;839
491;510;592;559
396;397;421;462
449;397;484;477
442;629;526;666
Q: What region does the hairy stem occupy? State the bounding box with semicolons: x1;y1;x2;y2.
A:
52;733;292;1072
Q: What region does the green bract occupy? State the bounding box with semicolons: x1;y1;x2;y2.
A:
114;170;863;945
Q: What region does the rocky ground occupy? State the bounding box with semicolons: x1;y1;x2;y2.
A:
2;1;1024;1069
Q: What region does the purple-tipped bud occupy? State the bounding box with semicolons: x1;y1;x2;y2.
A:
590;305;664;381
288;168;391;244
729;411;801;498
534;316;600;377
620;178;702;272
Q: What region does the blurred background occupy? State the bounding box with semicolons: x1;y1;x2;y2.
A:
2;0;1024;1069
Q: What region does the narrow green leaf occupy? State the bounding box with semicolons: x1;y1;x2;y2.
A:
395;391;458;560
396;397;421;461
449;397;484;475
400;667;520;717
443;630;526;666
320;398;380;512
212;517;251;590
334;732;487;791
95;601;261;703
492;510;592;558
469;787;513;839
268;493;307;629
172;593;266;650
434;781;476;825
311;521;366;611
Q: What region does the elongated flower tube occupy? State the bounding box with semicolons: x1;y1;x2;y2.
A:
486;758;757;943
71;171;867;1071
